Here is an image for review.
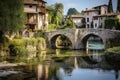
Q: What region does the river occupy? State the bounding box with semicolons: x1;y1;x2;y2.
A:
0;42;120;80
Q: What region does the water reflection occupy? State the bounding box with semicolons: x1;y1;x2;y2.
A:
0;49;120;80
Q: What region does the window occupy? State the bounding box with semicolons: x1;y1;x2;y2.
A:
94;17;98;20
29;5;32;8
87;24;89;28
95;23;97;27
87;12;89;15
87;18;89;22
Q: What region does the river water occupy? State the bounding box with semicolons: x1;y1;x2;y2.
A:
0;42;120;80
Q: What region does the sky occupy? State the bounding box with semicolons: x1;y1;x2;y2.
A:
45;0;117;15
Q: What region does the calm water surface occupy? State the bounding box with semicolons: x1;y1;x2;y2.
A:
0;43;120;80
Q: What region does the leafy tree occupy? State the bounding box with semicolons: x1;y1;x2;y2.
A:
47;3;64;25
64;16;75;28
108;0;113;13
67;8;80;15
80;18;86;28
117;0;120;12
0;0;25;38
0;0;24;49
104;18;119;29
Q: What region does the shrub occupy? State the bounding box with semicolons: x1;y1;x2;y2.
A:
105;18;119;29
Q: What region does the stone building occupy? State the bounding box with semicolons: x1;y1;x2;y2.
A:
84;4;120;29
84;4;108;29
23;0;48;37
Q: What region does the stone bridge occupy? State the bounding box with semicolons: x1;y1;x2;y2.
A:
45;29;120;49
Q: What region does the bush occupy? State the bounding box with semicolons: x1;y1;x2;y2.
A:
105;18;119;29
48;24;57;31
106;47;120;53
34;30;45;38
9;38;46;56
106;37;120;48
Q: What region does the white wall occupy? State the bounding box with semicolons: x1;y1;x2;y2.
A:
72;18;83;27
84;11;98;28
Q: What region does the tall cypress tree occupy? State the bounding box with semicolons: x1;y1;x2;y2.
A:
117;0;120;12
108;0;113;13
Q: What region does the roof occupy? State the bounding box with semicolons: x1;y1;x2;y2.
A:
70;14;84;18
24;0;47;5
93;13;118;17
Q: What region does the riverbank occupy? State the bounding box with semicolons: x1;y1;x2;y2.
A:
105;47;120;66
0;63;18;69
106;47;120;52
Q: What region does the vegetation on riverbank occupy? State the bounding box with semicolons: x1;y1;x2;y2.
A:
106;46;120;53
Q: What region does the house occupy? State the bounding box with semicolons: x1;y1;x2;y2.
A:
70;14;84;27
23;0;48;37
84;4;108;29
93;13;120;29
65;14;84;28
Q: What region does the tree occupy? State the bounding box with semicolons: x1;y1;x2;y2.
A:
117;0;120;12
67;8;80;15
64;16;75;28
108;0;113;13
52;3;64;25
0;0;24;49
81;18;86;28
0;0;25;38
104;18;119;29
47;3;64;25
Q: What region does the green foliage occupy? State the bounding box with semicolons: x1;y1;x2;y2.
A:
0;0;24;49
0;0;25;34
80;18;86;28
106;37;120;48
56;35;72;48
104;18;119;29
64;16;76;29
34;30;45;38
0;31;9;50
107;47;120;53
48;24;64;31
9;38;46;56
67;8;80;15
47;3;64;25
117;0;120;12
108;0;113;13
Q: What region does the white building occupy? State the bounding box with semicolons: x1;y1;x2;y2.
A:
70;15;84;27
84;4;108;29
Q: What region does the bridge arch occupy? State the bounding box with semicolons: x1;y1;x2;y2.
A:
80;33;105;50
49;34;73;49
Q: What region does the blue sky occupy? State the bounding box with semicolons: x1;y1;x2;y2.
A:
45;0;117;15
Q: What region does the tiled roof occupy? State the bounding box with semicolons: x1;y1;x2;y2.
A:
93;13;119;17
70;14;84;18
